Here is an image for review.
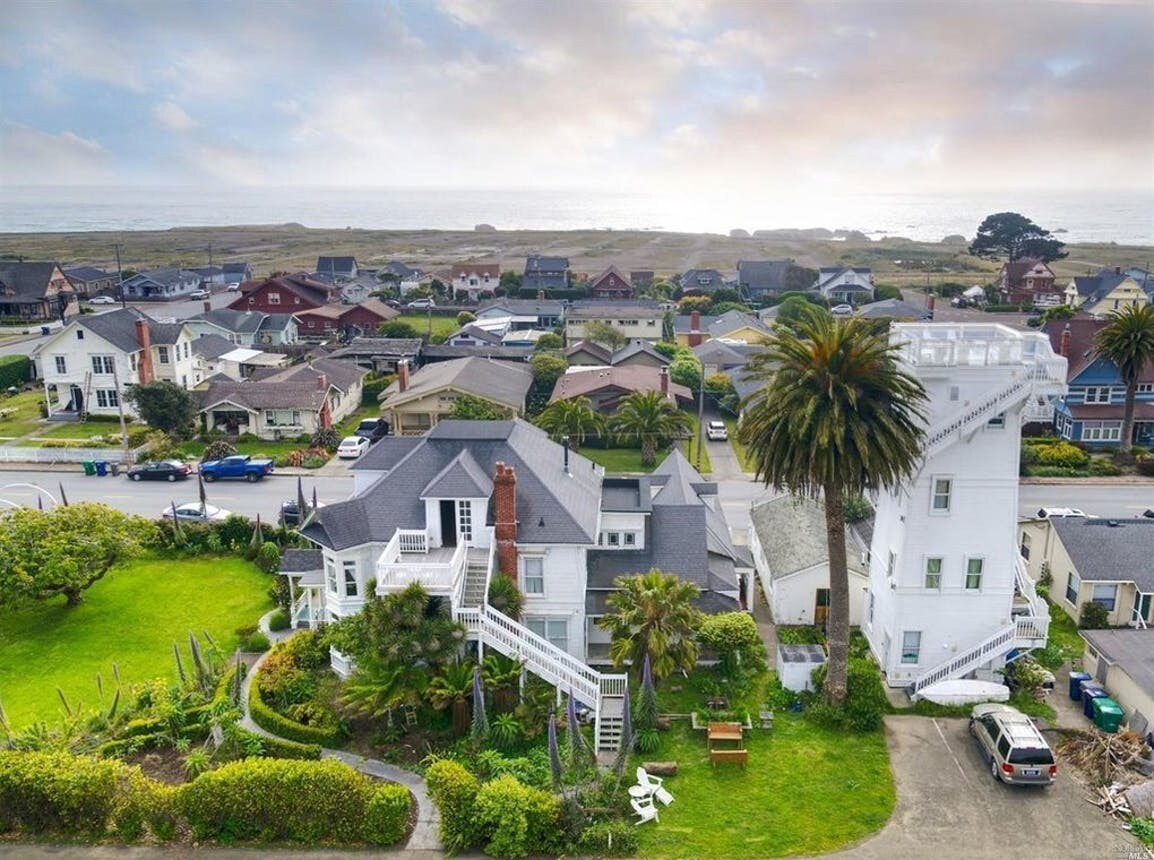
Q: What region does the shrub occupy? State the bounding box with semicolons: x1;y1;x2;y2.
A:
249;670;346;747
239;631;270;652
488;572;523;620
426;759;481;853
310;427;341;452
578;820;639;856
1137;457;1154;477
474;773;562;859
809;657;889;732
634;728;660;753
1034;441;1090;469
268;607;291;632
0;354;32;389
361;374;394;406
0;751;135;836
256;540;280;573
698;612;766;676
200;440;237;463
842;493;873;523
1079;601;1111;629
1090;458;1123;476
176;757;408;845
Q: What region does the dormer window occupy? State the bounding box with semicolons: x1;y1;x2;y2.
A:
76;330;84;340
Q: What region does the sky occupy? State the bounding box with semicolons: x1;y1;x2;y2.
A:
1;0;1152;197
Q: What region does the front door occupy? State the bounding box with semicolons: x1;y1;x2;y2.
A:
815;588;830;628
1133;591;1152;627
68;385;83;413
439;499;457;547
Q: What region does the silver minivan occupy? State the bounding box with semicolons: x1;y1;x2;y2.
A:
969;703;1056;786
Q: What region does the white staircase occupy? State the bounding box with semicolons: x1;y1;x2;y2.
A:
459;549;490;609
456;603;628;751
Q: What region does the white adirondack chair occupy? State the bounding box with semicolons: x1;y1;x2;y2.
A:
635;767;674;805
631;795;659;825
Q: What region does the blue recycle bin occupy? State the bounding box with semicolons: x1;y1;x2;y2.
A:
94;460;108;477
1082;683;1108;719
1069;671;1092;701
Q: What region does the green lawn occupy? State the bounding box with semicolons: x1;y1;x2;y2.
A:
581;425;712;475
635;717;894;858
723;417;755;472
0;555;272;729
0;389;47;438
393;313;459;341
334;404;380;437
1033;599;1084;670
36;420;134;441
176;439;312;460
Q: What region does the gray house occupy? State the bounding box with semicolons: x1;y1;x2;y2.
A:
315;256;359;282
523;256;570;291
680;269;727;294
738;260;793;301
121;268;203;299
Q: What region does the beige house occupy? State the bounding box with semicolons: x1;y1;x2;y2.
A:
1080;629;1154;740
380;356;532;435
1019;515;1154;628
565;300;664;345
1066;267;1150;316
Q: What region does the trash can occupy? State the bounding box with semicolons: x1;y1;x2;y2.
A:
82;460;96;476
1082;683;1108;719
1092;697;1125;733
94;460;107;477
1069;671;1092;701
109;462;120;477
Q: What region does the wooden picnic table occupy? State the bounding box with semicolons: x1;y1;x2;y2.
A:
707;721;744;749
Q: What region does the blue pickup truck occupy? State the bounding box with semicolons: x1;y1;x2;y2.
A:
199;454;275;483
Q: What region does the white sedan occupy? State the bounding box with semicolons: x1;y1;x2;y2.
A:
162;502;232;522
337;436;371;459
88;295;117;305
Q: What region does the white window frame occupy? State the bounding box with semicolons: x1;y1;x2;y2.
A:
1091;583;1117;611
924;557;943;590
930;476;952;514
1082;420;1122;442
1083;386;1111;404
964;557;984;590
267;291;281;305
456;500;473;544
900;631;921;665
1019;531;1031;560
95;389;119;408
886;550;896;581
1138;383;1154;395
91;355;114;374
325;558;338;594
526;616;567;651
1066;570;1081;606
522;556;545;595
157;345;170;364
342;560;358;598
54;355;66;374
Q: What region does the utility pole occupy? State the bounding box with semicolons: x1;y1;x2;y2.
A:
114;243;125;308
110;359;130;465
695;374;705;471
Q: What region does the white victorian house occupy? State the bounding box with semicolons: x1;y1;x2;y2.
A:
865;324;1067;696
32;308;197;418
285;420;751;752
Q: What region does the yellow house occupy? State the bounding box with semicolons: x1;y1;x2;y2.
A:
1018;515;1154;628
1080;629;1154;739
380;356;532;435
674;309;771;348
1066;267;1149;315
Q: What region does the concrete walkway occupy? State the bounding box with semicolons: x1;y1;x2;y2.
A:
240;613;442;853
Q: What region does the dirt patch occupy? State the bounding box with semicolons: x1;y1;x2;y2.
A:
127;748;189;785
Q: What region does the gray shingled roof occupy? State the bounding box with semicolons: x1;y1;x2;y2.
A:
199;380;327;412
189;308;298;335
67;308;187;353
382;356;532;410
749;495;868;580
738;260;792;293
1051;517;1154;591
694;339;748;367
149;323;185;345
420;345;533;362
707;310;769;339
64;266;112;282
525;255;569;272
327;337;422;360
300;419;604;551
279;548;324;572
192;334;236;360
421;450;494;499
0;262;67;297
477;298;565;317
611;339;669;366
1080;628;1154;697
856;298;932;320
258;357;367;393
680;269;726;291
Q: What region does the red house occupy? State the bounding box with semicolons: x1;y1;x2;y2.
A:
296;298;399;341
229;273;339;314
588;266;634;300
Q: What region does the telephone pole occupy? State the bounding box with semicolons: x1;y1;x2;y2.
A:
114;243;125;308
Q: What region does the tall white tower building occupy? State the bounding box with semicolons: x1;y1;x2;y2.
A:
865;324;1066;695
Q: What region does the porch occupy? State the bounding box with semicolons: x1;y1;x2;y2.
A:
375;527;492;600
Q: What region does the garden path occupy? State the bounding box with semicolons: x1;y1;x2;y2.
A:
240;612;443;853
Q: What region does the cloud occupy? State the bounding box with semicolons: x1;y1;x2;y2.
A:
0;0;1150;194
152;101;197;132
0;121;115;185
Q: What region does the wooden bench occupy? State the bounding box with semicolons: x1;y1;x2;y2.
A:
710;749;748;768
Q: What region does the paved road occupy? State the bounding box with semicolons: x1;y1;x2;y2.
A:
0;468;354;521
1020;482;1153;519
833;716;1136;860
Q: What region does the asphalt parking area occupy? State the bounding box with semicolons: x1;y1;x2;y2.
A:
832;716;1140;860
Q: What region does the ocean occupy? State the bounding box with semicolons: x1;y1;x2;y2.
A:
0;185;1151;246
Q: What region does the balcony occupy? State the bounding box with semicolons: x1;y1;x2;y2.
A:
892;324;1066;379
376;528;467;596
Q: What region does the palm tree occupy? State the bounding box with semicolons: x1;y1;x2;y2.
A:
482;653;523;714
1094;304;1154;458
611;391;694;467
428;660;476;737
739;305;926;705
534;397;605;449
597;569;702;681
342;657;425;723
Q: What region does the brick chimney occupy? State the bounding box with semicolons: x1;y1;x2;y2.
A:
1060;324;1071;358
660;365;669;397
688;309;703;347
397;359;410;392
203;300;211;313
315;372;327;391
135;319;154;384
493;462;518;579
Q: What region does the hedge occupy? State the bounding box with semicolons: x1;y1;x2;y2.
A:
177;758;409;845
578;820;639;856
0;355;31;389
249;665;347;747
426;758;482;852
0;751;408;846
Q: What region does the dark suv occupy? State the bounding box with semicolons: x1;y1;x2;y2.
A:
353;418;388;442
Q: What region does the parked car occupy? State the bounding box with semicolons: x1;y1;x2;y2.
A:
162;502;231;522
127;460;192;482
383;299;402;309
706;420;728;441
406;297;435;309
199;454;274;482
88;295;117;305
353;417;388;442
337;436;371;459
227;282;241;292
1036;507;1088;519
969;703;1056;786
950;296;969;309
830;303;853;316
279;499;327;527
188;289;210;300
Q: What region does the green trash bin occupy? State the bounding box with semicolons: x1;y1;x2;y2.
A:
82;460;96;476
1092;696;1125;733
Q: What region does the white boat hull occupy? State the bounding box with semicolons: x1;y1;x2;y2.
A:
920;679;1010;706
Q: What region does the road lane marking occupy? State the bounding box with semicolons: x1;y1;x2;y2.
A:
932;718;970;784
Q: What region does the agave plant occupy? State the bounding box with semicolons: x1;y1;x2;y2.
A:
491;712;523;750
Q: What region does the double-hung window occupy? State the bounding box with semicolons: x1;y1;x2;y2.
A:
95;389;119;408
522;557;544;595
1091;583;1116;611
91;355;114;374
1084;386;1111;404
965;558;984;590
157;346;170;364
526;617;567;651
931;477;952;513
924;558;943;589
54;356;66;374
900;631;922;664
342;561;358;598
1066;571;1081;605
325;559;338;594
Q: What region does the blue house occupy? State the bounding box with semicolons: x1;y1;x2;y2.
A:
1045;318;1154;447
